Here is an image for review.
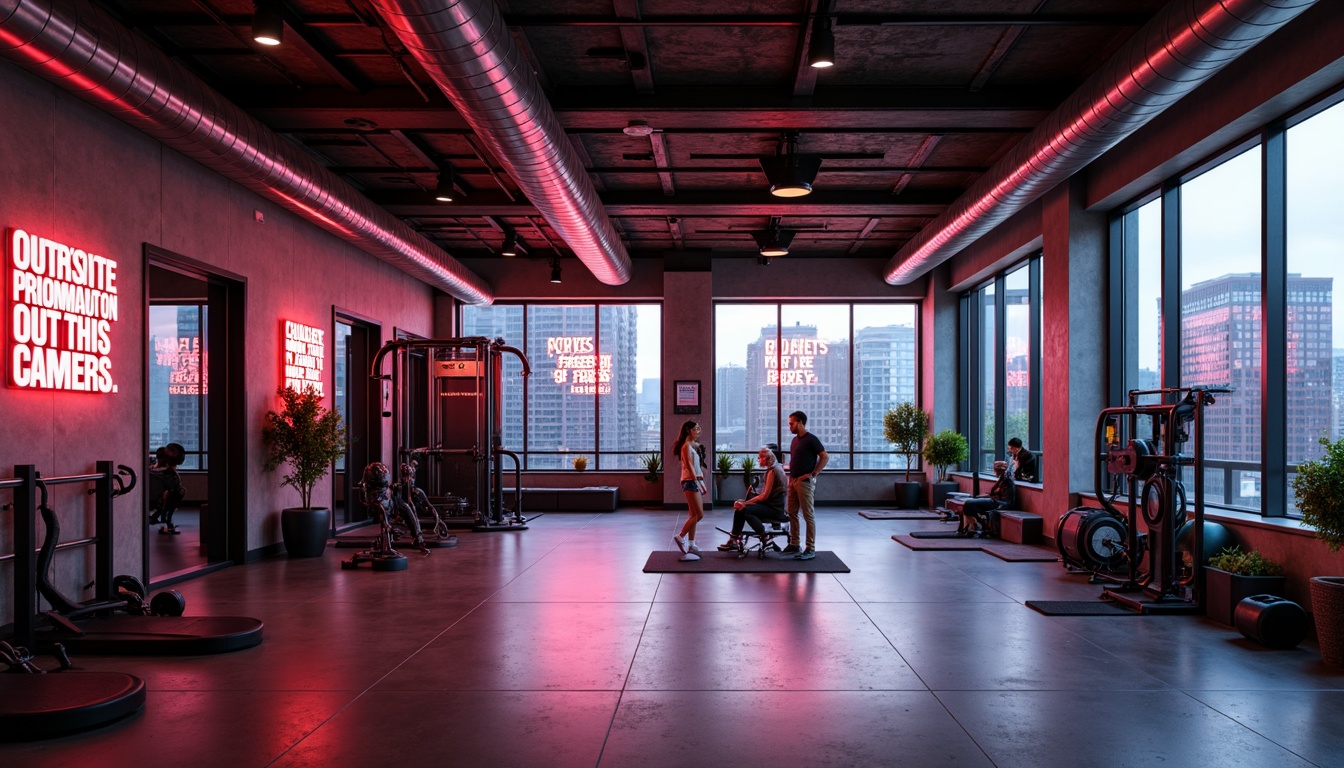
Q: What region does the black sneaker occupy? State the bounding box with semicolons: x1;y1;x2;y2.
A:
781;544;800;554
795;549;816;560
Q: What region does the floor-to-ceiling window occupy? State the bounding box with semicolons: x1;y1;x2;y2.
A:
1113;91;1344;517
961;255;1043;476
714;302;918;470
461;303;661;470
1286;98;1344;514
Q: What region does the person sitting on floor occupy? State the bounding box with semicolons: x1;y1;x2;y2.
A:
958;460;1016;537
718;443;788;551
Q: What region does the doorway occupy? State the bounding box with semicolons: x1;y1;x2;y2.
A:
333;312;382;531
144;250;246;585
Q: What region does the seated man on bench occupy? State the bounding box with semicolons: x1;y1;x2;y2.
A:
958;460;1016;538
717;443;789;556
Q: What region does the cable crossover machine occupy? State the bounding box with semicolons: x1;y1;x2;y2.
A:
372;336;533;532
1055;386;1234;614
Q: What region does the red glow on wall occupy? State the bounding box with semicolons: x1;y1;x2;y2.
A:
7;228;118;393
283;320;325;397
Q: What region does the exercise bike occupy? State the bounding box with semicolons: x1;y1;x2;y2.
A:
1059;386;1230;613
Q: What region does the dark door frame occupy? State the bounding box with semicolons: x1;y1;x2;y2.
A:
143;245;248;582
333;307;382;533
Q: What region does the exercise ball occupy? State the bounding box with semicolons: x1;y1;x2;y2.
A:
1175;519;1235;583
1234;595;1308;649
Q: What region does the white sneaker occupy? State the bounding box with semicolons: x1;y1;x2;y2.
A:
679;552;701;561
687;540;701;554
672;534;687;554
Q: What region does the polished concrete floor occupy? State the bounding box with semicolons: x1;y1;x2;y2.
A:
7;509;1344;767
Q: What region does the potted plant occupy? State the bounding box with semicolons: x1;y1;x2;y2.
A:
1204;546;1286;626
923;429;969;510
642;451;662;483
739;456;757;495
1293;434;1344;666
715;454;736;502
572;456;589;471
884;402;928;509
263;385;347;557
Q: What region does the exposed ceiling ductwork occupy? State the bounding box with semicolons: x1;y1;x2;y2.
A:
0;0;494;305
884;0;1318;286
368;0;633;286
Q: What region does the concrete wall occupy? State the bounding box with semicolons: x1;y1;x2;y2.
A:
0;60;439;617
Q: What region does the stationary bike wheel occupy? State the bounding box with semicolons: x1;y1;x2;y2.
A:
1057;509;1129;572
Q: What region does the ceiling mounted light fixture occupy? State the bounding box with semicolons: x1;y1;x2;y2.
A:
500;229;519;257
434;169;456;202
251;1;284;46
752;226;796;258
549;258;563;284
623;120;654;137
807;15;835;68
761;132;822;198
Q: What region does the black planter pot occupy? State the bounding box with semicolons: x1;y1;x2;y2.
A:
894;481;923;510
281;507;330;558
1204;566;1286;626
929;481;959;510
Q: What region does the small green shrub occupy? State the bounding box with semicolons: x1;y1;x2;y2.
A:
642;452;661;483
717;454;736;476
1207;546;1283;577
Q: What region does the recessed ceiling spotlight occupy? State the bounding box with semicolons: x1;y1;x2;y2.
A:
623;120;655;137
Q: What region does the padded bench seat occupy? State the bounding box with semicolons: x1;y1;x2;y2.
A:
506;486;619;512
998;510;1043;545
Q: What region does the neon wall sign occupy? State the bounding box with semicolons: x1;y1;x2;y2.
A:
283;320;325;397
546;336;611;395
764;337;827;386
7;228;118;392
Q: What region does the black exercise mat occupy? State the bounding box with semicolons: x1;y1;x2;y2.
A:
907;530;969;538
858;509;942;520
642;550;849;573
1025;600;1137;616
891;534;1060;562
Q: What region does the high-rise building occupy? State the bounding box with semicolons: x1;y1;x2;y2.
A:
1182;273;1332;504
853;324;916;469
743;323;850;460
461;305;645;469
1333;349;1344;441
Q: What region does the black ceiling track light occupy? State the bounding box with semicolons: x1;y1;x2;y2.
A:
752;225;795;258
434;167;456;202
251;0;283;46
549;257;562;284
499;228;519;257
808;14;835;69
761;132;822;198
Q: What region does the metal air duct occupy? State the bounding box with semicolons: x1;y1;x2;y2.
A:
368;0;633;286
0;0;493;305
884;0;1317;285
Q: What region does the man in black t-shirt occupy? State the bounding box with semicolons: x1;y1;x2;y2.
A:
785;411;828;560
1007;437;1038;483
